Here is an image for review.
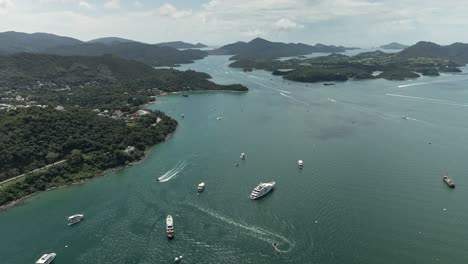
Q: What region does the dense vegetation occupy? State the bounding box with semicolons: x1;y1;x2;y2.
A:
229;50;462;82
0;107;177;205
0;53;247;206
399;41;468;65
209;37;355;59
42;42;207;67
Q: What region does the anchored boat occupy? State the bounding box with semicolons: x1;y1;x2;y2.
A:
166;215;175;239
67;214;84;226
35;253;56;264
198;182;205;193
443;174;455;188
240;153;246;160
250;181;275;200
298;160;303;169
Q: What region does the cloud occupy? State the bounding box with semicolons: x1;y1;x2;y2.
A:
157;3;192;19
133;1;142;8
0;0;14;9
274;18;304;31
103;0;120;9
78;1;92;10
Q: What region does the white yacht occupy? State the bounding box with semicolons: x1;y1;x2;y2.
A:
35;253;56;264
240;153;246;160
67;214;84;225
166;215;174;239
250;181;275;200
197;182;205;192
298;160;303;169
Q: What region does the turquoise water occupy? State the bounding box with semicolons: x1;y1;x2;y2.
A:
2;55;468;263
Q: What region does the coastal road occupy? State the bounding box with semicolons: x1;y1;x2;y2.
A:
0;160;67;187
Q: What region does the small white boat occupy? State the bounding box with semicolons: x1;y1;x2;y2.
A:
166;215;174;239
240;153;246;160
250;181;275;200
402;116;408;120
174;255;183;262
198;182;205;192
67;214;84;225
181;113;185;119
35;253;56;264
298;160;303;169
217;117;223;120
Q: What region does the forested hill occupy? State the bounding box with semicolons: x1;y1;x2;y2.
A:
41;42;207;67
398;41;468;65
0;31;82;54
210;37;353;59
0;53;247;206
0;107;177;205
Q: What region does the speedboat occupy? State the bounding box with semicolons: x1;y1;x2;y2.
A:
166;215;174;239
67;214;84;226
298;160;303;169
198;182;205;192
250;181;275;200
240;153;246;160
35;253;56;264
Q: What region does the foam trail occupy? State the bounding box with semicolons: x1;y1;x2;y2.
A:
190;204;295;253
277;89;291;94
386;93;468;107
397;77;468;88
280;92;309;106
157;161;187;182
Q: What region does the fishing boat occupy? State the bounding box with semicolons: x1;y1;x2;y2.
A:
166;215;175;239
240;153;246;160
298;160;303;169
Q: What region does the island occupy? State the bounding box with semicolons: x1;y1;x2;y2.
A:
0;53;248;208
228;42;466;82
209;37;356;60
380;42;409;50
155;41;208;49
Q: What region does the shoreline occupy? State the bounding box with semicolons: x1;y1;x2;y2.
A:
0;131;174;211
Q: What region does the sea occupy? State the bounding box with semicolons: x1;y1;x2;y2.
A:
1;50;468;263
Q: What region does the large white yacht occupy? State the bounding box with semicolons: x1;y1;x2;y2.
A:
67;214;84;225
166;215;174;239
35;253;56;264
250;181;275;200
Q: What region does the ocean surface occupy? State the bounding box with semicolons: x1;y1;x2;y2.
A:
2;53;468;263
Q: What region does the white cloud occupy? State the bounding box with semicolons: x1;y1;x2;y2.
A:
274;18;304;31
0;0;14;9
157;3;191;19
78;1;92;10
133;1;142;8
103;0;120;9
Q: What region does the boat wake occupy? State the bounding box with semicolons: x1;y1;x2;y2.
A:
189;204;295;253
397;78;468;88
280;92;309;106
327;98;337;103
157;161;188;182
386;93;468;107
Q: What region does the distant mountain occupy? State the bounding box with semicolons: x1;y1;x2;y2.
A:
155;41;207;49
380;42;409;50
87;37;138;44
0;31;82;54
42;42;208;67
398;41;468;65
209;38;352;59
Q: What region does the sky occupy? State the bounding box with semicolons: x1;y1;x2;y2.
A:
0;0;467;47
